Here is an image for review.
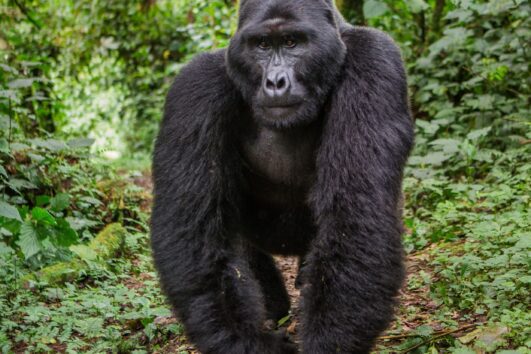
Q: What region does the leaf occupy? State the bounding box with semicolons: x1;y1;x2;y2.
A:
80;196;102;206
29;138;69;152
0;64;18;74
417;151;451;166
0;90;19;101
67;138;95;148
467;127;491;140
55;218;78;247
0;201;22;221
0;139;8;153
18;221;42;259
407;0;429;13
0;165;7;178
0;242;14;255
277;314;291;327
414;325;434;337
70;244;98;261
65;217;99;231
74;317;104;338
429;139;462;154
50;193;71;212
35;195;51;207
8;78;35;89
363;0;389;18
31;207;57;225
8;178;38;191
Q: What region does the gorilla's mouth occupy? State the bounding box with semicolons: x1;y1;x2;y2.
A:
263;103;301;118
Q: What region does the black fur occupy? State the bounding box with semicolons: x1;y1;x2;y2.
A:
151;1;414;353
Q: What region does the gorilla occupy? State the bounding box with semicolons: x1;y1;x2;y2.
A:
151;0;414;353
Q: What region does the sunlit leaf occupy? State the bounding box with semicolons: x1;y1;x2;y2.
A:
363;0;389;18
18;221;42;259
0;201;22;221
31;207;57;225
50;193;71;212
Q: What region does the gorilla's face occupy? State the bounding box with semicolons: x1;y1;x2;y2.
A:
227;0;347;128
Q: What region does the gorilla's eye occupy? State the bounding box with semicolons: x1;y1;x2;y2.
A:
258;37;271;50
283;36;297;48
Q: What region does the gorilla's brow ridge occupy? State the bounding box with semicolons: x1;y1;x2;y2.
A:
240;20;318;40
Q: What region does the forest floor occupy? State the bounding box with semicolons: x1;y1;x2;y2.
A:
132;176;481;354
3;167;527;354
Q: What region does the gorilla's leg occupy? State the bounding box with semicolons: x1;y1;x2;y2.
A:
248;248;290;322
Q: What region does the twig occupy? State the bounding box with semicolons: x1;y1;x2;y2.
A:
380;333;420;340
8;98;12;149
401;322;483;353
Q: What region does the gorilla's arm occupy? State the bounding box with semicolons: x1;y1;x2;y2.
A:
302;27;415;353
151;51;293;354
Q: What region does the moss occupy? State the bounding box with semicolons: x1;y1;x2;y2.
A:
23;223;127;287
90;223;127;258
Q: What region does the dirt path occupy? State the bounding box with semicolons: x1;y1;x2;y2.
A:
136;174;467;353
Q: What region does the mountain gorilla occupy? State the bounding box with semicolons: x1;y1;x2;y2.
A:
151;0;414;353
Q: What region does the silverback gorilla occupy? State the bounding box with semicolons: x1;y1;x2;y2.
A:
151;0;414;353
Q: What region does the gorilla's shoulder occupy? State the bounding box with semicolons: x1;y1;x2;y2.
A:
164;49;240;125
341;26;405;76
168;49;232;98
342;26;401;57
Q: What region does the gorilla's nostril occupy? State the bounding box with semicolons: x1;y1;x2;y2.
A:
277;77;286;89
266;79;275;90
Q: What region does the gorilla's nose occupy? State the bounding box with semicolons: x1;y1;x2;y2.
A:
264;71;291;98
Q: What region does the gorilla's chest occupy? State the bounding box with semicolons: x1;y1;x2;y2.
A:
239;122;320;207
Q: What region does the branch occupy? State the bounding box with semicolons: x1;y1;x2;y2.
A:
432;0;446;35
401;322;483;353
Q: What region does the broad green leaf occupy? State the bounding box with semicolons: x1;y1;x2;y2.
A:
363;0;389;18
18;221;42;259
0;241;14;255
10;142;29;151
51;193;71;212
70;244;98;261
80;196;102;206
0;165;7;178
8;78;35;89
407;0;429;13
65;216;99;231
55;218;78;246
74;317;104;338
31;207;57;225
0;139;8;153
9;178;38;190
67;138;95;148
467;127;491;140
35;195;51;207
0;89;19;101
0;200;22;221
0;63;18;74
414;325;434;337
429;138;462;153
29;138;69;152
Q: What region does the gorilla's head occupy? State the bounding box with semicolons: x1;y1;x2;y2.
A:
227;0;347;128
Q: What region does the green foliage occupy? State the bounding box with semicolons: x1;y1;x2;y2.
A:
1;0;237;153
0;232;182;353
1;0;530;352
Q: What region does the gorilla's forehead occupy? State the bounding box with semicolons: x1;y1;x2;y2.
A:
238;0;332;28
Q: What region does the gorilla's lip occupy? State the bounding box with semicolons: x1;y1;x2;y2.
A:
263;104;300;119
261;101;302;109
